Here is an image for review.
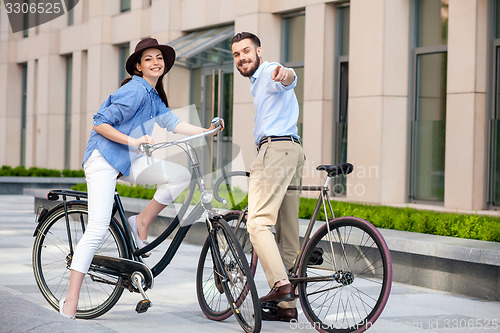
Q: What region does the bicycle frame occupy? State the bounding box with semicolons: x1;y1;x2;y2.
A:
286;178;337;279
117;140;224;277
213;170;350;284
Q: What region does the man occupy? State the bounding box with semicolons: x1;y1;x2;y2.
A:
230;32;305;322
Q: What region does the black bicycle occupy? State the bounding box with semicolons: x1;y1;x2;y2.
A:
197;163;392;333
32;122;261;333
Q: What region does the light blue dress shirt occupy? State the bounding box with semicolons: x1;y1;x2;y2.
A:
250;61;300;145
82;76;181;176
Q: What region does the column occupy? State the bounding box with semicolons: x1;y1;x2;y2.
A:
347;0;410;204
444;0;488;210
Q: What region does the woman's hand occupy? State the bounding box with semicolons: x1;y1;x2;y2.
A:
129;134;155;148
173;118;225;137
207;117;225;135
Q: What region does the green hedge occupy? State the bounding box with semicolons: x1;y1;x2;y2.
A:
298;198;500;242
71;182;500;242
0;165;84;178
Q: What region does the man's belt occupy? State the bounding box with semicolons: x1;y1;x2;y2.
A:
257;135;301;150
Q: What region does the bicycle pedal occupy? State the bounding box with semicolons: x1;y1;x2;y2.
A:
135;299;152;313
261;301;278;310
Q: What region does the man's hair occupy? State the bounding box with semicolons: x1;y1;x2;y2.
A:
230;32;261;47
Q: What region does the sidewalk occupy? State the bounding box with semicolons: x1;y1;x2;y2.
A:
1;195;499;332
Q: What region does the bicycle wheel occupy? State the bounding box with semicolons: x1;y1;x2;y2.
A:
209;217;261;333
196;211;257;321
298;217;392;333
32;202;127;319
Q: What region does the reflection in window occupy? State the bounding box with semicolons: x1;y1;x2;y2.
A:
416;0;448;47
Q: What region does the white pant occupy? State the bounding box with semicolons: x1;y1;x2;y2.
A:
71;150;190;274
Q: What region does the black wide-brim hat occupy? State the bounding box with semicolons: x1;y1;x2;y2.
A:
126;37;176;76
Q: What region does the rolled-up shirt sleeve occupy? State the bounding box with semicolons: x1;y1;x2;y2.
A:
93;84;144;127
156;105;182;132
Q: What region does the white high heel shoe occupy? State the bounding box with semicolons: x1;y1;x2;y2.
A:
59;297;75;320
128;216;151;257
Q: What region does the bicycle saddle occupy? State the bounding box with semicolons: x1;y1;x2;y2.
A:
316;162;354;177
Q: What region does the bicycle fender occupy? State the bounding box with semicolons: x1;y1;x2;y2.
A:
32;200;87;237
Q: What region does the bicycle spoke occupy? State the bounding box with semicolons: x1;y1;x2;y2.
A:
33;204;126;319
299;217;392;332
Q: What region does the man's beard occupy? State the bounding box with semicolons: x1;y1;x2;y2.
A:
237;56;261;78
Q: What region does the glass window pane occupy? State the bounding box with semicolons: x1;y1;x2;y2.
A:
294;67;304;140
120;0;131;12
413;52;447;201
67;0;75;25
416;0;449;47
282;14;304;139
283;14;305;64
497;0;500;39
65;55;73;169
21;64;28;166
493;120;500;205
118;44;129;83
492;47;500;205
338;6;350;56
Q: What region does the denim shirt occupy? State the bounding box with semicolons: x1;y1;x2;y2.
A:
82;76;181;176
250;61;299;145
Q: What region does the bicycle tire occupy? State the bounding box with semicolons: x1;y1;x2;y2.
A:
196;211;258;321
298;216;392;333
32;202;127;319
208;217;261;333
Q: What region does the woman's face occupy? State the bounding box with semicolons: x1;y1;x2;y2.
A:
136;48;165;82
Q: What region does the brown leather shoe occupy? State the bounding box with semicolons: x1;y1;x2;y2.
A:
261;307;298;322
259;283;294;303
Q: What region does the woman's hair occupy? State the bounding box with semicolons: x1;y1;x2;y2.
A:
120;57;169;107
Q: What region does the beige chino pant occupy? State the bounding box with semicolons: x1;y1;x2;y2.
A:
247;140;305;308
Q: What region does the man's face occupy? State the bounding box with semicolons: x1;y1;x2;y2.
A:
231;39;262;78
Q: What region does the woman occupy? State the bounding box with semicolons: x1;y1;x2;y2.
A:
60;37;223;318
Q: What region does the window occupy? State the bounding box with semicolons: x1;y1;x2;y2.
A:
490;0;500;206
20;63;28;166
333;4;350;195
120;0;131;12
282;11;305;139
67;0;76;26
118;43;130;83
65;54;73;169
409;0;448;202
23;12;29;37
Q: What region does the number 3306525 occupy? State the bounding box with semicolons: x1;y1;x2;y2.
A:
5;2;62;14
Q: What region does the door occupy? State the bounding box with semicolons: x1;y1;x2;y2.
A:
200;66;234;179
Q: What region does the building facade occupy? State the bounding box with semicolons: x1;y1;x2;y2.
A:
0;0;499;212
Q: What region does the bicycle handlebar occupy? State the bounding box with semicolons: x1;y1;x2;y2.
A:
138;118;223;160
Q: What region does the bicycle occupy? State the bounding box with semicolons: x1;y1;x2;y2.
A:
196;163;392;333
32;120;262;333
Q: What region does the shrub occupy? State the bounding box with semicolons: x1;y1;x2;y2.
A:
0;165;84;177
